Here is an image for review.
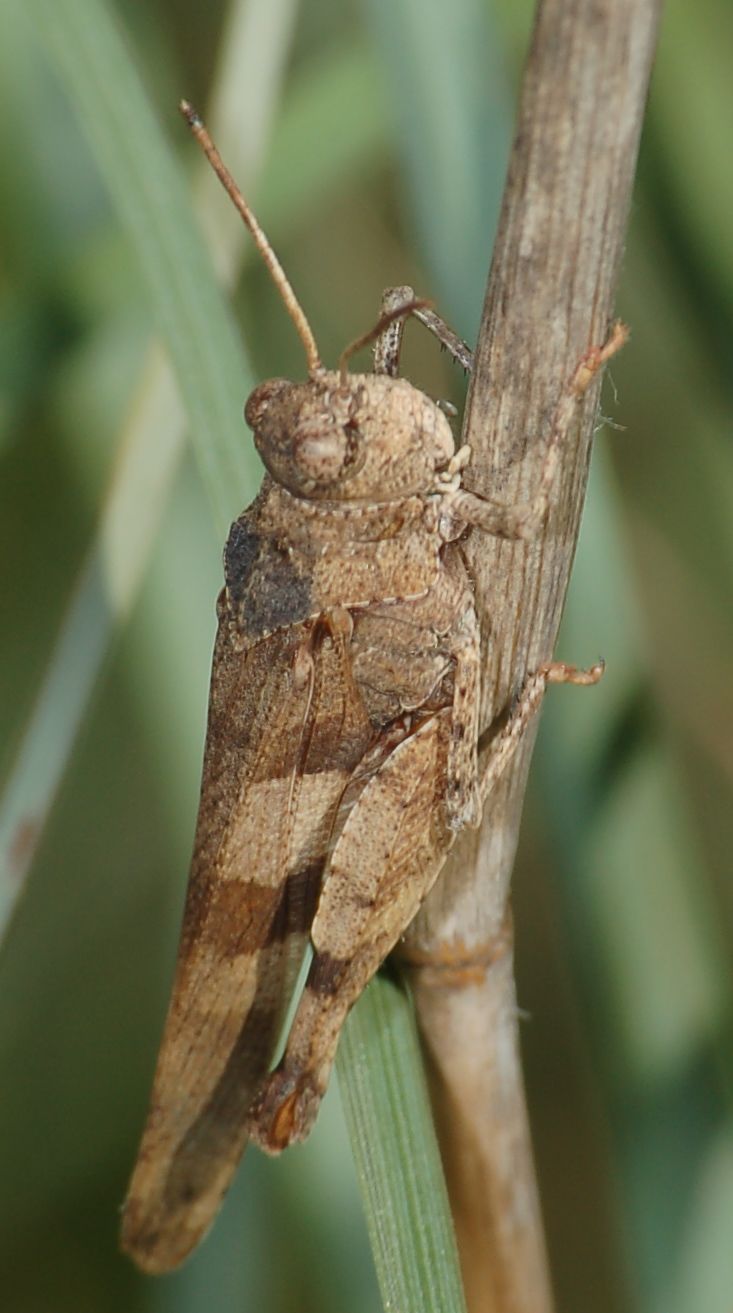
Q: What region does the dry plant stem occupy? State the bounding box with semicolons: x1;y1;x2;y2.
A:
397;2;663;1311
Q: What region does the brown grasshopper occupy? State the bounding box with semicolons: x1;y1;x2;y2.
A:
120;101;625;1274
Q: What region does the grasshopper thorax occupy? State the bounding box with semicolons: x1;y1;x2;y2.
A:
245;371;455;503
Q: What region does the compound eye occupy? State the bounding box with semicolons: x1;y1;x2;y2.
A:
292;418;348;483
244;378;291;431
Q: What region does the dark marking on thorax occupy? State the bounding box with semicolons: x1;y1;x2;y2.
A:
225;521;312;640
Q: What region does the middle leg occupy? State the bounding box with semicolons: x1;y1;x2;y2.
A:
477;660;605;803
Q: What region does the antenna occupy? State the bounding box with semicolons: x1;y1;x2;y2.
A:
338;298;432;385
179;101;322;376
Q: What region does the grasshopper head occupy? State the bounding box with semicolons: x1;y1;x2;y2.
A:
180;104;457;508
245;371;455;503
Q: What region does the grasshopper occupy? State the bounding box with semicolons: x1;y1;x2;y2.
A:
121;101;625;1274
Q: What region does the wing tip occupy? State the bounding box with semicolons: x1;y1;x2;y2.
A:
119;1127;247;1274
120;1182;220;1275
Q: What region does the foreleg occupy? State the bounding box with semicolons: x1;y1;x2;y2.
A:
450;321;628;540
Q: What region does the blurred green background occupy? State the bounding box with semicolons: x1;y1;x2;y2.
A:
1;1;732;1311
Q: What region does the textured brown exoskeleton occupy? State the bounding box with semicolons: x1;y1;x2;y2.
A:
120;102;626;1274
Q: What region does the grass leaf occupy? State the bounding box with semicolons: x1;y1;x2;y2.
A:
340;978;467;1313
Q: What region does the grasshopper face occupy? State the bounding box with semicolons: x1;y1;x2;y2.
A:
246;370;455;502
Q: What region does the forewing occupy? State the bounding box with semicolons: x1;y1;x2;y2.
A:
121;604;372;1272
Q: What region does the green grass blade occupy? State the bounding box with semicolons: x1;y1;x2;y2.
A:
28;0;252;531
0;0;294;933
339;977;467;1313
